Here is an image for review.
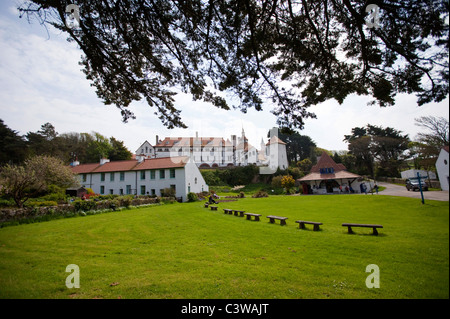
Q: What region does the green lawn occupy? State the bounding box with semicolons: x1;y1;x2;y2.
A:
0;195;448;299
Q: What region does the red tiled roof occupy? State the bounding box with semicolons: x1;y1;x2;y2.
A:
132;156;189;170
310;151;347;173
297;151;361;182
70;163;100;174
70;157;189;174
93;160;140;173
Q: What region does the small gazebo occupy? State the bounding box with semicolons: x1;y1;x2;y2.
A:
298;152;364;194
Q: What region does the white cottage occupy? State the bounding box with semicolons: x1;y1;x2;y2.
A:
71;156;208;201
435;146;449;191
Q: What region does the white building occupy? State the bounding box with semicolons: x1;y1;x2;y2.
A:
135;140;155;158
435;146;449;191
135;127;289;171
70;156;208;201
263;135;289;171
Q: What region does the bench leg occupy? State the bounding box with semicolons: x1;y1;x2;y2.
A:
269;218;275;224
280;220;286;226
372;228;379;236
299;222;305;229
313;224;320;231
255;216;260;221
347;226;354;234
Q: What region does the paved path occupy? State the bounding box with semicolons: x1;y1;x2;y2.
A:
376;182;449;202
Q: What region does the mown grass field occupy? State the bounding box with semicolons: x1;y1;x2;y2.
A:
0;194;448;299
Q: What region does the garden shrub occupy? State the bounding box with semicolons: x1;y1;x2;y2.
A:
252;190;269;198
119;196;132;208
27;201;58;207
73;200;97;212
271;175;283;188
187;192;198;202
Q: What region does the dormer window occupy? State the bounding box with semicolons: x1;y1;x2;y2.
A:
320;167;334;174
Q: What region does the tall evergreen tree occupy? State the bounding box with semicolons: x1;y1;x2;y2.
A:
0;119;27;165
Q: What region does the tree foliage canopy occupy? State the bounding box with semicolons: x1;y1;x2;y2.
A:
0;155;79;207
344;124;410;177
19;0;449;129
0;120;133;165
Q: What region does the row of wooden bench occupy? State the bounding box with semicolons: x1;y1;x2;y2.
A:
205;203;383;235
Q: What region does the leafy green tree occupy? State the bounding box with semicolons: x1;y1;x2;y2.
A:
277;129;316;165
26;123;59;157
19;0;449;129
344;124;410;177
345;135;374;176
85;132;113;162
0;155;79;208
297;158;313;174
109;137;133;161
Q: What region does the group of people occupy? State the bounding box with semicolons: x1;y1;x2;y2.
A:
359;183;379;194
339;185;355;194
338;182;379;194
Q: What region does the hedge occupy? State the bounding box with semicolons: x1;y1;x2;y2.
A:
0;196;174;227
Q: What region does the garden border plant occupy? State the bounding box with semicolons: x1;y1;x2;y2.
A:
0;195;176;228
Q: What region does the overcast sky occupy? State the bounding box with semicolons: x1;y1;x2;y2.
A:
1;1;448;157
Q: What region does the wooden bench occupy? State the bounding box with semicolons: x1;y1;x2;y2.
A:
233;210;245;217
210;206;218;211
204;203;209;208
266;215;288;226
223;209;233;214
244;213;262;221
342;223;383;235
296;220;323;231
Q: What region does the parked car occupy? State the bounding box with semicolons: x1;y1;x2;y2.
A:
406;179;429;191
